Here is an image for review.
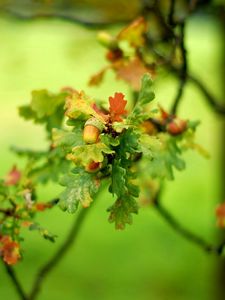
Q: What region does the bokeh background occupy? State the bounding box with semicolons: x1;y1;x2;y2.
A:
0;1;224;299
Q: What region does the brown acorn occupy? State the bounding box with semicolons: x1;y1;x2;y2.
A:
83;117;104;144
167;118;187;136
85;161;102;173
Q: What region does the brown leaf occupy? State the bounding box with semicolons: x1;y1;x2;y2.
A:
114;57;153;91
89;68;107;86
117;16;147;47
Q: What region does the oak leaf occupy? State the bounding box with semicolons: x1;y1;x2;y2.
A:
109;92;127;122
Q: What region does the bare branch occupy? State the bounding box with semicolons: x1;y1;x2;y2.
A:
168;0;176;27
171;22;188;114
154;195;225;256
3;263;28;300
188;74;225;115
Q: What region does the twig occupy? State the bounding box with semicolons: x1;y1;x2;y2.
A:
154;196;225;255
3;263;28;300
188;74;225;115
168;0;176;27
171;22;188;114
28;207;89;300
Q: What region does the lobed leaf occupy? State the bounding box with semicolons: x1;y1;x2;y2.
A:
59;168;100;212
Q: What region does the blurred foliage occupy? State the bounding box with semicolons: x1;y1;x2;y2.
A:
0;0;141;24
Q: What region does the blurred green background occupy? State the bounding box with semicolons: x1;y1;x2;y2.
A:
0;7;224;300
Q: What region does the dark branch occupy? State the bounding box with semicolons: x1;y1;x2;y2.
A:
3;263;28;300
188;74;225;115
154;196;225;256
168;0;176;27
28;207;89;300
171;22;188;114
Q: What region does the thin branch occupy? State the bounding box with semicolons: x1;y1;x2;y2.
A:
188;74;225;115
28;207;89;300
171;22;188;114
154;197;225;255
168;0;176;27
3;263;28;300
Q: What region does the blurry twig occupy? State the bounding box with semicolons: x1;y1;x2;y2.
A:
170;22;188;114
153;191;225;255
3;263;28;300
188;74;225;115
168;0;176;27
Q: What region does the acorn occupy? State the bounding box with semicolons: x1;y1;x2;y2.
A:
97;31;118;49
85;161;102;173
83;117;104;144
167;118;187;136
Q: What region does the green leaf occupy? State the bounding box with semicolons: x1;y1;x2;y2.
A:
52;127;84;151
118;128;141;157
29;222;57;243
107;196;138;230
65;90;105;123
29;148;71;184
141;133;186;180
128;74;155;124
100;134;120;147
59;168;100;212
67;143;114;166
109;161;127;198
30;90;66;118
138;74;155;105
19;89;68;135
10;146;47;160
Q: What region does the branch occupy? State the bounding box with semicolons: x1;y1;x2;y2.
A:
170;22;188;114
28;207;89;300
154;195;225;255
188;74;225;115
168;0;176;27
3;263;28;300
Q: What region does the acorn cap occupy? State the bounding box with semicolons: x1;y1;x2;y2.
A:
84;117;105;132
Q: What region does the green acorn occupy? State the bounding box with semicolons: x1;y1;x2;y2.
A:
97;31;118;49
83;117;104;144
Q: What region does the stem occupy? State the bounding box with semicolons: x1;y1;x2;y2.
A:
3;263;28;300
188;74;225;115
171;22;188;114
28;207;89;300
168;0;176;27
154;198;225;255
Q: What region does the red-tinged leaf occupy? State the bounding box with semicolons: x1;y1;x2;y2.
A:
117;16;147;47
216;202;225;228
5;166;21;186
109;92;127;122
0;236;21;265
35;202;52;212
159;105;170;120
